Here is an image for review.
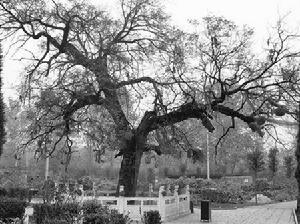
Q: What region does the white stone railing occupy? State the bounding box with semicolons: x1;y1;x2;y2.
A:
24;184;190;223
157;185;190;221
76;184;190;222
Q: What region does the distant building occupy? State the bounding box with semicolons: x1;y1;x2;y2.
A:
221;175;253;185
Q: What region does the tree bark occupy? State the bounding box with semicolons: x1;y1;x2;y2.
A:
116;135;145;197
295;104;300;212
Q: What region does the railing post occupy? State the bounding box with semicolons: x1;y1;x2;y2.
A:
77;184;84;224
166;184;171;196
140;198;143;221
118;185;125;215
149;183;153;197
158;185;165;221
186;185;190;214
79;184;84;202
174;185;179;218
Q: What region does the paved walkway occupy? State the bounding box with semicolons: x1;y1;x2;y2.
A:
165;201;297;224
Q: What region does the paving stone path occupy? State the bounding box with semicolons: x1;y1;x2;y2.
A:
165;201;297;224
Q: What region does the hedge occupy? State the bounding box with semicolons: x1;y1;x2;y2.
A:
82;200;129;224
0;187;29;200
143;210;162;224
33;202;80;224
33;201;130;224
0;199;27;219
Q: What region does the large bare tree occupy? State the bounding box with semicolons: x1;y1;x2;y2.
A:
0;0;299;196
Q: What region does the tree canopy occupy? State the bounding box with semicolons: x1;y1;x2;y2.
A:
1;0;300;195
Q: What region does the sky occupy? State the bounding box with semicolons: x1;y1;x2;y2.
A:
2;0;300;100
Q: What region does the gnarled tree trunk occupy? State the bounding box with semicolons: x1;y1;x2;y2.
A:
117;135;145;197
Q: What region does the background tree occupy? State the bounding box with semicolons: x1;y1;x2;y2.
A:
247;144;265;204
2;99;25;165
212;120;257;175
268;147;279;179
247;144;265;182
170;115;257;176
0;1;300;196
284;155;293;178
147;168;155;186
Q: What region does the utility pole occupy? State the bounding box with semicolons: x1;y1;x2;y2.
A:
45;154;49;180
206;132;210;180
25;149;29;184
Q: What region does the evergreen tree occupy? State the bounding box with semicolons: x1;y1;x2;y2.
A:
268;147;279;178
147;168;155;186
247;145;265;204
284;155;293;178
247;146;265;182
